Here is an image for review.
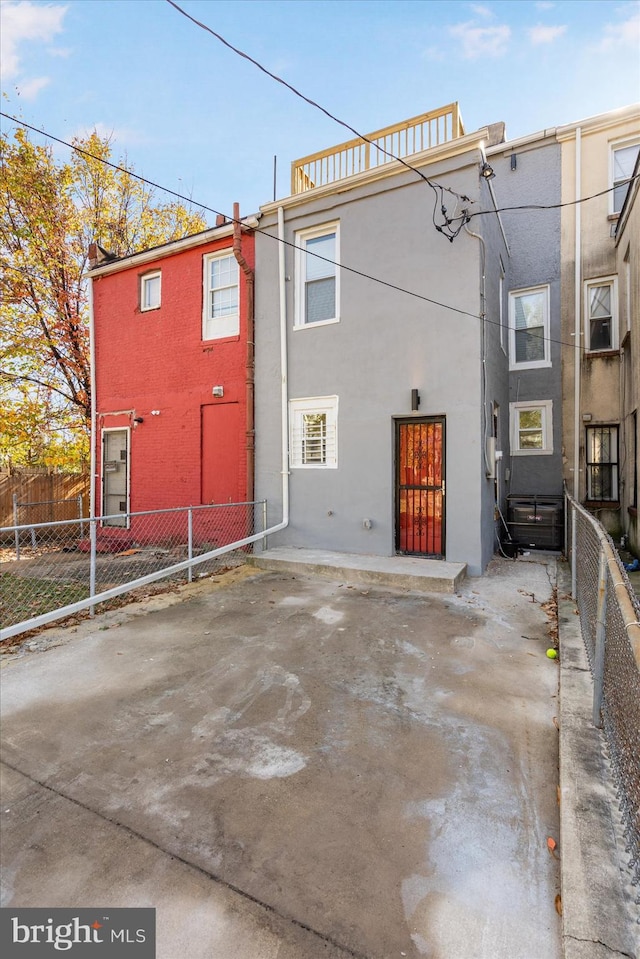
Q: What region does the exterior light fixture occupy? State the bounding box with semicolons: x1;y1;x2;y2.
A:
480;162;495;180
133;417;144;424
411;389;421;411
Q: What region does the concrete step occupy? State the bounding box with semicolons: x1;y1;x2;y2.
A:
248;547;466;594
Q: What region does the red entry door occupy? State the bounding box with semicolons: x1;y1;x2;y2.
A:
201;403;241;504
396;418;445;557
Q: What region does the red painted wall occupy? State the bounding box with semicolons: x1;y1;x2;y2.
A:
92;231;254;530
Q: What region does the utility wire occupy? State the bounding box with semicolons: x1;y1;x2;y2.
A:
0;112;596;353
164;0;471;241
468;176;640;219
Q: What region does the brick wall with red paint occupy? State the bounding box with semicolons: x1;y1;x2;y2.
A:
92;230;254;522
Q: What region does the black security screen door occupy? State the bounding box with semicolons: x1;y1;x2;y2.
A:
396;418;445;557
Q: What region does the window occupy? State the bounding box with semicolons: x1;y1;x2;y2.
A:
510;401;553;455
509;286;550;369
586;425;619;501
611;140;640;214
290;396;338;468
140;271;161;311
294;223;339;328
585;277;617;352
203;252;239;340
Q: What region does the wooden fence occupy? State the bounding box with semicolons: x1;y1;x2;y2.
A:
0;472;90;530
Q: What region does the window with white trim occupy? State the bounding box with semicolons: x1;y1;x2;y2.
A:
510;401;553;455
290;396;338;468
140;271;161;311
585;277;617;352
611;139;640;214
203;252;239;340
509;285;551;369
586;425;619;501
294;223;339;328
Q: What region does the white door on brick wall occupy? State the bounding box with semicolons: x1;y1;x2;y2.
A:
102;429;129;526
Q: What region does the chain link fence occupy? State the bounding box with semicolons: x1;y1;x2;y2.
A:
1;501;267;639
566;490;640;899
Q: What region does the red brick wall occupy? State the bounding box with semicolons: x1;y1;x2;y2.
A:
92;232;254;516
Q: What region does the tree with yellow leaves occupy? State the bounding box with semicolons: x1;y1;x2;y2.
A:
0;127;207;471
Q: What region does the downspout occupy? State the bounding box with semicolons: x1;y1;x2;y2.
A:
463;222;491;476
232;202;255;507
277;206;290;528
573;128;582;498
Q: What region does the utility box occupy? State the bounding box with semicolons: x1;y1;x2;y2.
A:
507;495;564;551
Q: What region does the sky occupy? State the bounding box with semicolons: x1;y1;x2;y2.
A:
1;0;639;223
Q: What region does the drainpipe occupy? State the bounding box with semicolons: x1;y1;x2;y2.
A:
277;206;290;528
573;128;582;499
232;202;255;507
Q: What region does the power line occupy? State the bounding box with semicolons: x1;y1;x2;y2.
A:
1;112;591;353
164;0;471;242
469;176;640;219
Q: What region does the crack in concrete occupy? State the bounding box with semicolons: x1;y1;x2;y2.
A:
2;759;371;959
564;932;636;959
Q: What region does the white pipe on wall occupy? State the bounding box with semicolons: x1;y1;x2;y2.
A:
573;127;582;498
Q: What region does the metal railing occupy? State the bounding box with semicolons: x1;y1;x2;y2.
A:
565;489;640;896
291;102;464;194
1;501;267;640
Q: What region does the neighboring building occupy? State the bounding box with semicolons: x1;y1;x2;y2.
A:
89;213;256;543
254;104;512;575
558;104;640;540
615;151;640;553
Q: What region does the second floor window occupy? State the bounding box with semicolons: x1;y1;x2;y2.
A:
509;285;551;370
203;252;239;340
295;223;339;328
585;278;617;352
140;271;161;311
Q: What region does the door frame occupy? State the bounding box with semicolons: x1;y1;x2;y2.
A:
394;415;446;559
101;427;130;527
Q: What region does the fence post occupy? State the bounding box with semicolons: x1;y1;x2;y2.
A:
262;500;268;549
78;494;84;539
592;548;607;728
570;504;577;600
187;508;193;584
13;493;20;561
89;518;97;618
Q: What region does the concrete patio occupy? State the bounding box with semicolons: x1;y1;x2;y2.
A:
0;556;572;957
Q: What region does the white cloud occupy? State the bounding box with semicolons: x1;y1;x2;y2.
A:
535;1;555;9
596;8;640;51
16;76;50;99
528;24;567;44
0;0;67;81
71;122;148;149
469;3;493;18
449;20;511;58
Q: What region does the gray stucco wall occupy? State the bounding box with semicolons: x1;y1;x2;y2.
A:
254;150;509;575
489;138;563;500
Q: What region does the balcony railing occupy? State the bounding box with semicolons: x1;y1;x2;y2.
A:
291;103;464;195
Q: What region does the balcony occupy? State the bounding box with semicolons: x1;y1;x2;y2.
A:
291;103;464;195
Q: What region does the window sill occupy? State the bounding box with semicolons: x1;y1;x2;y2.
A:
584;348;619;359
293;317;340;331
200;336;240;348
628;506;638;518
512;449;553;456
508;360;552;372
607;213;620;222
584;500;620;509
139;306;161;314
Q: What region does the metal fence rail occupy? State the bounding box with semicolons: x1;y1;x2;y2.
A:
1;501;267;640
566;489;640;897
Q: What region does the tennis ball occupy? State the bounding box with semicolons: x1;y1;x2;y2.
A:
546;648;558;659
